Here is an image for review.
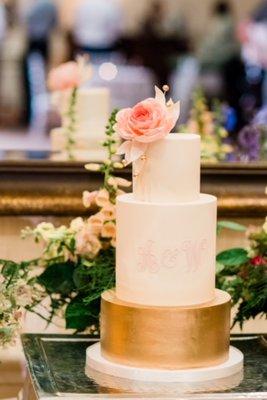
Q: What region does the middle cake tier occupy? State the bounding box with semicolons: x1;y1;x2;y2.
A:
116;193;217;306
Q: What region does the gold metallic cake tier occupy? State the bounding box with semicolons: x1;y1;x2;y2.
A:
101;289;231;370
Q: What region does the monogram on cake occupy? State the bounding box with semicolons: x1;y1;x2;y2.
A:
85;88;243;394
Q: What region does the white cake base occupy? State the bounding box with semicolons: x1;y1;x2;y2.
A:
85;343;243;394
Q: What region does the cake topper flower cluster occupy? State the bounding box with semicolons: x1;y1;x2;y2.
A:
115;86;180;165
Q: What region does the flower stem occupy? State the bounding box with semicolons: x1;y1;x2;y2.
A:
65;87;78;160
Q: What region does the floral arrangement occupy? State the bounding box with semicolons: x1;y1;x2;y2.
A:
180;89;233;162
216;219;267;327
19;110;129;332
237;125;264;161
236;107;267;161
48;56;92;159
0;258;42;347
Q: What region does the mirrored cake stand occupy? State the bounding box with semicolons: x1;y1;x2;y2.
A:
21;333;267;400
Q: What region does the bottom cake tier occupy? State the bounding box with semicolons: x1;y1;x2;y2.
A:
101;289;231;370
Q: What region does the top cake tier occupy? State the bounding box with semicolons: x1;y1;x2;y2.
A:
133;133;201;203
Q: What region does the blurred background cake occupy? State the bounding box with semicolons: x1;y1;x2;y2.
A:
51;87;110;161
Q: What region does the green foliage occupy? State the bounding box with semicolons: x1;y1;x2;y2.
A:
216;248;249;266
35;248;115;331
38;262;76;296
217;221;246;234
216;220;267;328
65;296;100;331
101;108;119;202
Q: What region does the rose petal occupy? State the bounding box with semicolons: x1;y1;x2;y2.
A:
154;86;166;105
117;140;148;164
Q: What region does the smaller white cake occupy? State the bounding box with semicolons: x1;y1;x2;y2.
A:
51;87;110;161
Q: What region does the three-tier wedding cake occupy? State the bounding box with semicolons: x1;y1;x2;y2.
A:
86;89;243;393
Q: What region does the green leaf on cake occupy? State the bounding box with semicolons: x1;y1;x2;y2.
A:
216;248;249;267
38;262;75;295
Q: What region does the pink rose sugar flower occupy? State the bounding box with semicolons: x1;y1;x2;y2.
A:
48;56;92;92
115;86;180;164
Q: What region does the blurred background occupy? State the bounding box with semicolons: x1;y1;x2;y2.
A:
0;0;266;156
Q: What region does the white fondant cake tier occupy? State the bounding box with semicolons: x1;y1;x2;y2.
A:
51;87;110;159
116;193;217;306
86;344;243;394
60;87;110;133
133;134;200;203
51;128;106;161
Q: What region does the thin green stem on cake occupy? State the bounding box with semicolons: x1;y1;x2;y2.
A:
64;87;78;160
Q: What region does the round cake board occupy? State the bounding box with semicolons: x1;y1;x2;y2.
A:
85;343;244;394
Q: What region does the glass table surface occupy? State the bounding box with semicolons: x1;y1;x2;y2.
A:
21;333;267;399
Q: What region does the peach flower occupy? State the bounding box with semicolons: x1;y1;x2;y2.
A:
115;86;180;164
101;204;116;221
76;227;101;258
95;189;110;208
83;190;98;208
48;56;92;92
87;214;104;235
101;221;116;239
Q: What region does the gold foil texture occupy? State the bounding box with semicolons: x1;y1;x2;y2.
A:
101;289;231;370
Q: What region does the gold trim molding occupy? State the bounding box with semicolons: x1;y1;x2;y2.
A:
0;195;266;217
1;162;267;216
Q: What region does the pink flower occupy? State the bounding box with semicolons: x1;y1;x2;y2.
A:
251;256;266;266
115;86;180;164
75;227;101;259
48;56;92;92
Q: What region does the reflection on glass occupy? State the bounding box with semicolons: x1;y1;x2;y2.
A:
0;0;265;162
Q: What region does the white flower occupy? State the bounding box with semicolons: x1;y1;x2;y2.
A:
85;163;101;172
35;222;55;235
113;162;124;169
34;222;68;242
70;217;85;232
76;54;93;84
15;284;33;307
114;177;132;188
0;294;12;311
107;177;117;189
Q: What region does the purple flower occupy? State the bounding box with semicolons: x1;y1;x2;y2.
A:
253;106;267;126
237;125;261;161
